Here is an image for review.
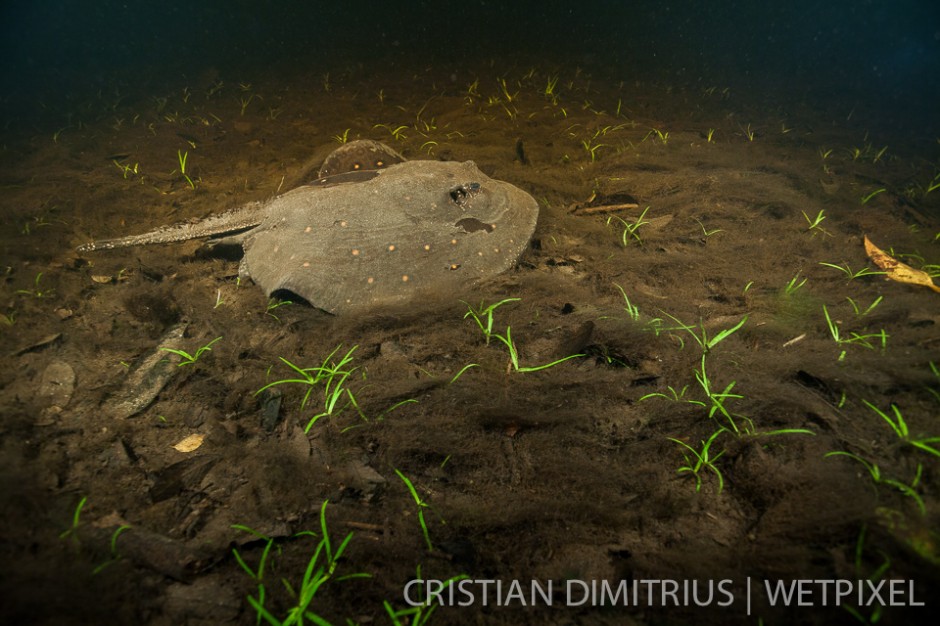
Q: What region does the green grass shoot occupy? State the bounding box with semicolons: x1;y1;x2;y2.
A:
825;452;925;515
822;306;888;359
668;429;726;493
846;296;882;317
864;400;940;458
177;149;196;189
860;188;886;205
658;312;748;354
255;345;362;432
783;272;807;296
239;501;370;626
395;470;437;552
614;283;640;321
462;298;520;345
384;567;469;626
15;271;54;298
802;209;831;236
59;495;87;544
490;324;583;373
607;206;650;246
818;262;885;281
160;336;222;366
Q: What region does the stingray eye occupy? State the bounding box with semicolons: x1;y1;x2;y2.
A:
352;162;361;170
375;159;385;167
450;182;482;206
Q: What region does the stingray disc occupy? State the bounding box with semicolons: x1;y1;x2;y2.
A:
242;160;539;314
317;139;406;178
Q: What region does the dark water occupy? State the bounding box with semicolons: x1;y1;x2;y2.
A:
3;1;939;125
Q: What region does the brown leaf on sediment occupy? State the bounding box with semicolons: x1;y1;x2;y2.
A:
864;235;940;293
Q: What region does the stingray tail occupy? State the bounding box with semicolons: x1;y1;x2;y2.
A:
76;201;267;252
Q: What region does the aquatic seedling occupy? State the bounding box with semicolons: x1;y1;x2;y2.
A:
332;128;350;144
614;283;641;322
742;124;756;142
113;159;139;179
658;312;748;355
385;568;469;626
232;525;276;626
395;469;439;552
59;495;88;545
463;298;582;372
448;363;479;384
542;76;560;103
822;305;888;361
20;214;57;236
802;209;831;237
581;137;607;162
705;128;716;143
607;206;650;246
646;128;669;145
860;188;886;205
256;346;361;432
373;123;408;141
824;452;925;515
237;501;370;626
15;271;54;299
92;525;132;575
160;336;222;366
692;218;722;237
864;400;940;458
177;149;196;189
783;271;807;296
846;295;882;317
640;385;700;404
925;172;940;195
668;429;726;494
52;126;70;143
693;354;749;435
850;144;888;163
928;362;940;404
497;77;518;103
818;262;885;281
491;324;583;374
265;298;293;321
239;93;255;116
463;298;520;345
464;78;480;104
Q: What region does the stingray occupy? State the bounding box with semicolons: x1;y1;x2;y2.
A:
77;140;539;314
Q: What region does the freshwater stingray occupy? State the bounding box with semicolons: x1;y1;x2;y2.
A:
77;141;539;314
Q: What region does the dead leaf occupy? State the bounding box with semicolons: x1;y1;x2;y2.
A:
864;236;940;293
172;433;205;453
